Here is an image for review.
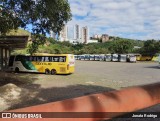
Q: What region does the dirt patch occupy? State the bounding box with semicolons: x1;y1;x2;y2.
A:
0;83;21;99
0;83;22;111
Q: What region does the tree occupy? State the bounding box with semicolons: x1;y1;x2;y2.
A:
139;40;160;55
110;39;134;54
1;0;72;54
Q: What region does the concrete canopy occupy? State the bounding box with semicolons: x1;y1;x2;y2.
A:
0;36;29;49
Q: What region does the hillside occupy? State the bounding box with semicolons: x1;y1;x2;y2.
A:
6;28;31;37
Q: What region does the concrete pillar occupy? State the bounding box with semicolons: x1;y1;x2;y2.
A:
5;48;8;68
2;48;5;69
7;49;10;66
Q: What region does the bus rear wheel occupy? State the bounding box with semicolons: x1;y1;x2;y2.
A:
45;69;50;75
51;69;56;75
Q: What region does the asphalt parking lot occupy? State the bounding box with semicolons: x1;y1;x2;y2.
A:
1;60;160;118
22;60;160;90
75;61;160;89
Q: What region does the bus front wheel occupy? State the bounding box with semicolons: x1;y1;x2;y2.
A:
51;69;56;75
45;69;50;75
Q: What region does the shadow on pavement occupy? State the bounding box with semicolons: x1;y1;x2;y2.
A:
144;66;160;69
0;72;38;87
8;84;115;110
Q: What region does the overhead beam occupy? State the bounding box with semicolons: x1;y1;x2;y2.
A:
0;36;28;49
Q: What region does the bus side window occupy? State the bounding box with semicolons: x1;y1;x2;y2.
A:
37;56;42;62
42;57;45;62
51;57;54;62
29;56;32;61
52;57;55;62
59;57;66;62
54;57;59;62
33;56;37;61
45;57;49;62
48;57;52;62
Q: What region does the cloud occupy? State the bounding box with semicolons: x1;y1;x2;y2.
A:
68;0;160;40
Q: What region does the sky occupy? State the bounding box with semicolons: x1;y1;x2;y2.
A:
67;0;160;40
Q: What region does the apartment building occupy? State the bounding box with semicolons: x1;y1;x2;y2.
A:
81;26;89;44
59;25;68;42
74;24;80;40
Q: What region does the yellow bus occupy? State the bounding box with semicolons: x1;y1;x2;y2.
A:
134;54;141;61
8;54;75;74
140;56;152;61
152;56;158;62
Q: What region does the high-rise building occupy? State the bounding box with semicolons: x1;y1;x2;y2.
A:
81;26;89;44
74;24;80;40
59;25;68;42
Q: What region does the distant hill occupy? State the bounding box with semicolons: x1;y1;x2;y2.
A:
10;30;145;55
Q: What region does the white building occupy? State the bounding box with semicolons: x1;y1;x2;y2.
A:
59;25;68;42
74;24;80;40
87;39;99;44
81;26;89;44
